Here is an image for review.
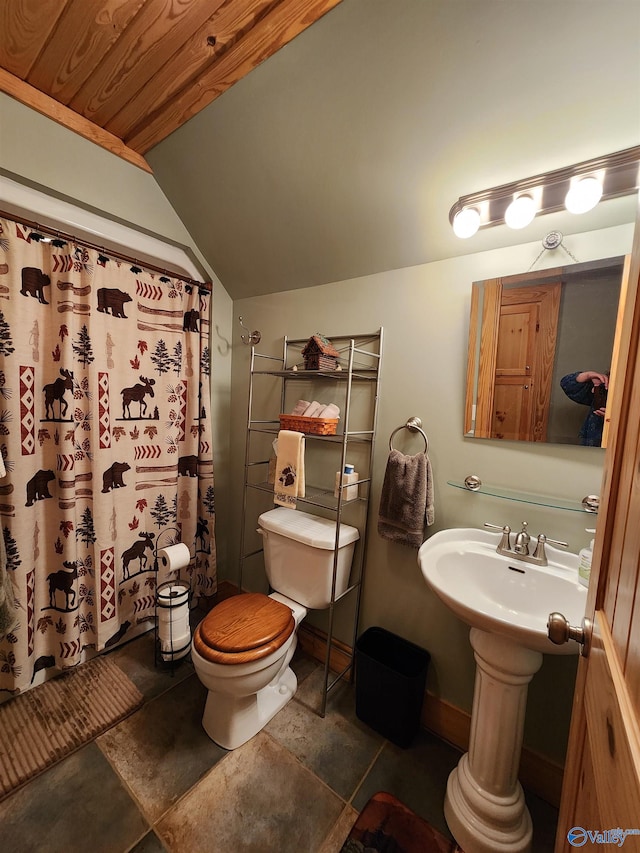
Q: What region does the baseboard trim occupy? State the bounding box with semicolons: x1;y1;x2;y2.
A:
210;586;563;807
298;622;354;676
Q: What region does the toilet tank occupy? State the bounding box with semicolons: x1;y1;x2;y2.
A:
258;508;359;610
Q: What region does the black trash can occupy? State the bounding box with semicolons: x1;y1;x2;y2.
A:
355;627;430;748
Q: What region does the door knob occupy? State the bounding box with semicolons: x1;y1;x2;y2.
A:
547;612;592;657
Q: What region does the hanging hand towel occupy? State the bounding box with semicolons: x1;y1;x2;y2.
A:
378;450;434;548
274;430;306;508
424;452;434;527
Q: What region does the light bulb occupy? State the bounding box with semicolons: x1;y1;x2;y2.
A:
452;208;481;238
505;195;536;229
565;176;603;214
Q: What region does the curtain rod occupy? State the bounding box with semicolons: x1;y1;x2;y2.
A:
0;208;212;293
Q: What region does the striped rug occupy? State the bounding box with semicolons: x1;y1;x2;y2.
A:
0;655;143;801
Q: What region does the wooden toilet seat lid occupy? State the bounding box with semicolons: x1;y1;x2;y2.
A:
194;593;295;665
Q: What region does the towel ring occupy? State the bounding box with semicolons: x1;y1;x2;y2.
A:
389;416;429;453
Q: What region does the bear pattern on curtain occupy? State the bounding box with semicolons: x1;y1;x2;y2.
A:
0;216;216;694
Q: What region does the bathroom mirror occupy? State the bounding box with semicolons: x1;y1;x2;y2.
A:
465;255;629;447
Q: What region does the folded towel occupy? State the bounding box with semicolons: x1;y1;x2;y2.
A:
274;430;306;508
378;450;434;548
317;403;340;419
302;401;324;418
290;399;310;416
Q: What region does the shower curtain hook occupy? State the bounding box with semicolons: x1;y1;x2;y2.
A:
239;316;261;345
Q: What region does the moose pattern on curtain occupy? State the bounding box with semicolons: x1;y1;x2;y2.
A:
0;216;216;695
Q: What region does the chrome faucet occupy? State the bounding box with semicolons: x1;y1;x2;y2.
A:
484;522;568;566
513;521;530;555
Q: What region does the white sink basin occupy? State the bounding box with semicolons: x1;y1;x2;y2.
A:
418;527;587;655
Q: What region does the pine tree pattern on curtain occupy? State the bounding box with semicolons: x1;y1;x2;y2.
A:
0;217;216;694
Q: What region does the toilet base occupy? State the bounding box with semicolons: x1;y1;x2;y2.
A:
201;666;297;750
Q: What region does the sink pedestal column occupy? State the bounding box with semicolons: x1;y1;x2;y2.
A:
444;628;543;853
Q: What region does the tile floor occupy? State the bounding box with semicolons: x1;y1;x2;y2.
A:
0;622;559;853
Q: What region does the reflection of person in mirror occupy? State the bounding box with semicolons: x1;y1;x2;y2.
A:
560;370;609;446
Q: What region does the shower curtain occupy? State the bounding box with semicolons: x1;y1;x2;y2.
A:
0;216;216;695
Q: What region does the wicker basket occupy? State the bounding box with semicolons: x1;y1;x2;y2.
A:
279;414;339;435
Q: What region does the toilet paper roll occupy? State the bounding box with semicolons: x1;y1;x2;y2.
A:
161;631;191;661
159;615;190;644
158;605;189;625
160;631;191;652
157;542;191;573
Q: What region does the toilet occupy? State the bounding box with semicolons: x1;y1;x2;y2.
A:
191;507;359;749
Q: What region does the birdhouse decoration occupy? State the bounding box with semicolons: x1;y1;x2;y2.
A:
302;334;341;371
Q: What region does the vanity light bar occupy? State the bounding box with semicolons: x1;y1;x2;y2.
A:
449;144;640;236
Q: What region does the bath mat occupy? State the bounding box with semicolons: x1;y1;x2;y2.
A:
341;791;462;852
0;655;143;801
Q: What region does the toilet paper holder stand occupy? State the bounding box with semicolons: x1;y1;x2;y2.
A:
153;528;194;672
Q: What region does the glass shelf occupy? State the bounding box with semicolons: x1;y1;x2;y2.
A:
447;480;598;513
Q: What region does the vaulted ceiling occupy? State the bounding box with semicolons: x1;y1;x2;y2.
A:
0;0;340;171
1;1;639;300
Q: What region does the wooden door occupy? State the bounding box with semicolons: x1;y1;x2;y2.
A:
490;284;561;441
555;200;640;848
491;301;538;439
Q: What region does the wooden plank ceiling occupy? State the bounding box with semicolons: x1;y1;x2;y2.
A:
0;0;341;172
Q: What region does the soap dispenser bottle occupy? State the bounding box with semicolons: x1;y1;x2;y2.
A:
578;528;596;588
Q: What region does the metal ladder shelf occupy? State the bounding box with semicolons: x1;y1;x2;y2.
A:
239;329;383;716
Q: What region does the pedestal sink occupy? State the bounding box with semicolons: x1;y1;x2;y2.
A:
417;527;586;853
